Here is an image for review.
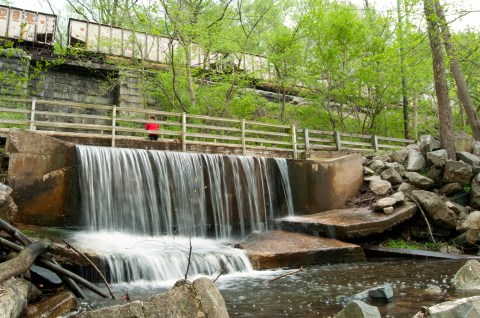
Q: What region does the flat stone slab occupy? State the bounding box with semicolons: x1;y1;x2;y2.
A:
276;202;417;240
237;230;365;269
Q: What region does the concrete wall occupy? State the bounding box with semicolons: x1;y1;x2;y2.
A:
289;154;364;214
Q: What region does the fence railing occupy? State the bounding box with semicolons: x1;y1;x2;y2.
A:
0;98;416;158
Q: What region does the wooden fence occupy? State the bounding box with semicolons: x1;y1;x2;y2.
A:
0;98;416;158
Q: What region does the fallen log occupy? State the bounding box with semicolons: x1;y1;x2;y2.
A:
0;237;110;298
0;278;41;318
0;218;86;298
0;239;51;284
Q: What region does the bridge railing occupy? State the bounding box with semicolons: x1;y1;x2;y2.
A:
0;98;416;157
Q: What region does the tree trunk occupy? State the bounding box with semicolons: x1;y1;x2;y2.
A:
423;0;455;159
397;0;410;139
0;278;41;318
0;239;51;284
186;42;197;107
435;1;480;141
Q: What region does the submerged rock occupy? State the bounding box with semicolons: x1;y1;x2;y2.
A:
339;284;393;304
75;277;229;318
412;295;480;318
453;260;480;290
333;300;381;318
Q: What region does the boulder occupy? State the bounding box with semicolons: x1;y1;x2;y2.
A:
437;183;463;196
0;182;18;223
474;141;480;156
411;190;457;229
369;159;386;173
75;277;229;318
412;295;480;318
443;160;473;186
363;166;374;176
369;179;392;195
389;148;409;164
390;191;405;204
380;168;402;185
457;151;480;170
453;260;480;290
419;135;441;154
406;150;426;171
426;166;443;187
471;173;480;208
333;300;380;318
427;149;448;167
385;162;405;176
405;172;435;190
397;182;417;196
461;211;480;244
340;284;393;303
454;130;475;153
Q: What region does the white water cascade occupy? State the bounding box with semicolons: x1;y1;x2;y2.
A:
74;145;294;284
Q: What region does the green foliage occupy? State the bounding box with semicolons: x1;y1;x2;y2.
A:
381;238;442;251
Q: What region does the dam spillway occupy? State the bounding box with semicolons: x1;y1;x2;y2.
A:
76;145;294;240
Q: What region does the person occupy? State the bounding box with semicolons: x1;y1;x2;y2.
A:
145;115;159;140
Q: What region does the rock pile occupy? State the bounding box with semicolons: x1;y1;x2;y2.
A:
364;134;480;249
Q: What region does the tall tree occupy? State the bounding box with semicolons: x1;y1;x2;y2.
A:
423;0;455;158
397;0;410;139
435;1;480;141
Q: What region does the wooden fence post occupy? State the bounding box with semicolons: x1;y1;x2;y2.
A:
304;128;310;152
182;112;187;152
111;105;117;148
29;98;36;131
372;135;379;152
291;125;297;159
241;119;246;155
334;131;341;151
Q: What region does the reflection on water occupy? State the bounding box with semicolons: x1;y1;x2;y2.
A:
83;258;480;318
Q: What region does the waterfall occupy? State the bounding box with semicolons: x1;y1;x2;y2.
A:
75;145;294;283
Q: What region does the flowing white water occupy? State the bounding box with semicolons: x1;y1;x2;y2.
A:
75;146;294;283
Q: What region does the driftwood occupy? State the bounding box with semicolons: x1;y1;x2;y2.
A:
0;278;41;318
0;239;51;284
0;219;86;299
269;267;305;282
0;237;110;298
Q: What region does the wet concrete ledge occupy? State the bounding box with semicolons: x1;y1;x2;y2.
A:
276;202;418;241
237;230;366;270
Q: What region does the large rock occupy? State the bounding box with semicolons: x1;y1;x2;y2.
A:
340;284;394;303
471;173;480;208
474;141;480;156
412;295;480;318
419;135;441;154
333;300;381;318
368;159;386;173
427;149;448;167
426;166;443;187
406;150;426;171
457;151;480;169
389;148;409;164
405;172;434;190
5;129;79;226
0;278;41;318
453;260;480;290
76;277;229;318
443;160;473;186
437;183;463;196
461;211;480;244
380;168;402;185
0;182;18;223
385;162;405;176
411;190;457;229
455;130;475;153
369;179;392;195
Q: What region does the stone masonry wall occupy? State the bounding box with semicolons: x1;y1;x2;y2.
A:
0;49;31;97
